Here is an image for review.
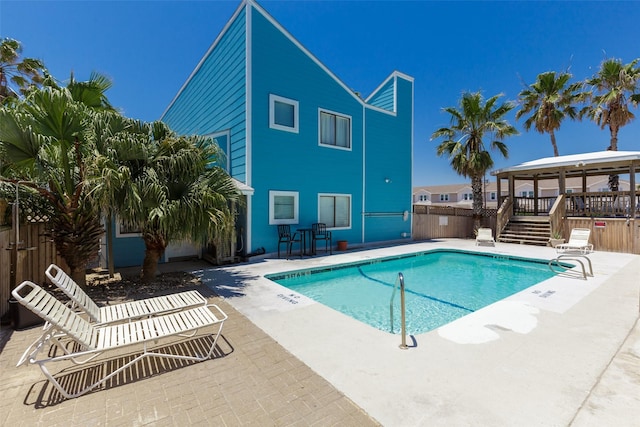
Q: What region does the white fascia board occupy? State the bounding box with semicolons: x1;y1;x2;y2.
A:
365;70;414;103
493;151;640;175
249;0;364;105
160;1;248;120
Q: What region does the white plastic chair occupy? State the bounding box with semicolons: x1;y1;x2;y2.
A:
476;228;495;246
556;228;593;254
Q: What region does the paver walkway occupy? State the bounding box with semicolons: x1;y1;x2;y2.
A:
0;280;379;426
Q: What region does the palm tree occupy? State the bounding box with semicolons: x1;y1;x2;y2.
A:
0;86;103;287
67;71;116;112
516;71;582;156
96;121;240;281
0;38;46;104
432;91;518;230
581;58;640;191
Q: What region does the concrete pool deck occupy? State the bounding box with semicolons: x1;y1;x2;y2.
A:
1;239;638;425
196;239;640;426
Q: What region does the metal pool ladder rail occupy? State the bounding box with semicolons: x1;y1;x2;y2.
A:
548;254;593;280
390;272;409;349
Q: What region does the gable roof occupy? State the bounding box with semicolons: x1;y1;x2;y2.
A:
162;0;413;120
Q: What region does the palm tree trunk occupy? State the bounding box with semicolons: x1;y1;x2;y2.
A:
608;126;619;192
142;233;166;281
609;125;619;151
550;130;559;156
70;266;87;288
142;249;163;282
471;175;484;231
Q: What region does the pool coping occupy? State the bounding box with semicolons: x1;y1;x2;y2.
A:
265;248;569;336
195;239;640;426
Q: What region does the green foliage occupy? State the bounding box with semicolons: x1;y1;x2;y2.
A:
432;91;518;227
516;71;583;156
0;38;46;104
580;58;640;151
92;120;241;280
0;85;103;285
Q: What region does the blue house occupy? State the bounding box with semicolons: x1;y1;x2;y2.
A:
155;0;413;258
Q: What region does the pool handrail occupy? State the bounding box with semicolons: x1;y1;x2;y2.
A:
548;254;593;280
390;272;408;349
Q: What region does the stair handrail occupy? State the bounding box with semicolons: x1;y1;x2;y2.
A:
549;194;566;239
496;196;513;237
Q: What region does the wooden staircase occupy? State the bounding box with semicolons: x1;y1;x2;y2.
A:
497;216;551;246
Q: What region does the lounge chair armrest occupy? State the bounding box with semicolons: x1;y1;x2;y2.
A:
206;304;228;323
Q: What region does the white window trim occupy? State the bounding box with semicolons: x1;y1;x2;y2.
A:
318;193;352;230
318;108;352;151
269;94;299;133
269;190;299;225
115;218;141;238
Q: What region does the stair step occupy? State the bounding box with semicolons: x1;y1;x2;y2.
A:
497;237;549;246
499;233;549;239
497;216;552;247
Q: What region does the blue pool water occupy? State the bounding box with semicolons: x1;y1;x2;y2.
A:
267;250;561;335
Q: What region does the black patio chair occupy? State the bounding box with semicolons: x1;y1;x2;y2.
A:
277;224;301;258
311;223;332;255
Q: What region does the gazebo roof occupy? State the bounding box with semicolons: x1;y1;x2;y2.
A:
492;151;640;180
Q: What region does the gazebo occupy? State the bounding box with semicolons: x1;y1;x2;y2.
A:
492;151;640;254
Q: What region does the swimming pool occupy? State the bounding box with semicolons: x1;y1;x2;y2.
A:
267;250;564;335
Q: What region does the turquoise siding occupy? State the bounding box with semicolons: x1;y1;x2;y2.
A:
364;76;413;242
162;7;247;181
109;226;146;268
367;77;396;112
249;7;365;250
111;6;247;268
136;0;415;261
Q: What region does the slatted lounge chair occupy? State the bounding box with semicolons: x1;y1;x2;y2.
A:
475;228;495;246
556;228;593;254
12;280;227;399
46;263;207;324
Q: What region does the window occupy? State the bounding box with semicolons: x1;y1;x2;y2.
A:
566;189;573;194
418;194;429;202
319;109;351;149
440;194;449;202
319;194;351;229
269;191;299;225
490;192;496;200
116;218;141;238
463;193;472;201
269;94;298;133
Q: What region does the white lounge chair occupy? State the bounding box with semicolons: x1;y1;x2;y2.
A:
46;264;206;324
556;228;593;254
12;280;227;398
476;228;495;246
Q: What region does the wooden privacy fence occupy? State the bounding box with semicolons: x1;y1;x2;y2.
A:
412;205;497;240
565;217;640;254
0;223;62;318
412;205;640;254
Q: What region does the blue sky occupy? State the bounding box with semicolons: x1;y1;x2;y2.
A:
1;0;639;186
